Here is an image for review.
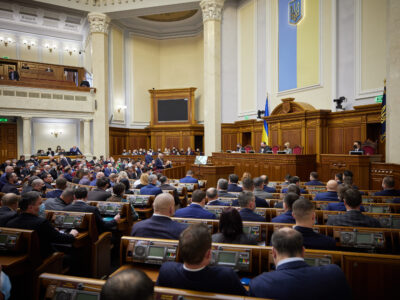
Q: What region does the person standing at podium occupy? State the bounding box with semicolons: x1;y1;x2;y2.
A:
352;141;363;153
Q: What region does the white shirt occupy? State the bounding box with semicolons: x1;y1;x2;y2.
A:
276;257;304;269
183;264;206;272
152;213;171;220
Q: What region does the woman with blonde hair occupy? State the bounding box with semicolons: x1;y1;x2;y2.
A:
284;142;292;154
135;173;149;189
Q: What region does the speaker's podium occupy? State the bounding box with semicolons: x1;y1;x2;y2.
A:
191;164;235;188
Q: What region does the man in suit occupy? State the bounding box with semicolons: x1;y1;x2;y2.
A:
179;170;198;183
206;188;229;206
16;155;26;168
233;177;269;207
236;143;245;153
69;145;82;155
327;189;381;227
260;175;276;193
259;141;271;153
140;175;162;196
227;174;243;192
63;166;73;182
87;177;112;201
249;228;351;299
144;151;153;165
325;184;366;212
238;191;266;222
59;154;71;168
159;176;180;206
0;193;19;226
293;198;336;250
281;176;307;194
155;153;171;170
174;190;216;219
1;173;20;195
185;147;195;155
6;191;78;259
374;176;400;196
44;188;74;211
253;177;273;199
26;178;46;198
104;163;117;177
314;180;339;201
131;193;187;239
271;193;299;223
156;223;247;296
64;187;120;233
42;173;54;190
46;177;67;199
352;141;363;153
0;166;14;191
217;178;237;198
90;171;105;186
305;171;324;186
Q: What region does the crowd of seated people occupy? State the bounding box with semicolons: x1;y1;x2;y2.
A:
121;146;198;156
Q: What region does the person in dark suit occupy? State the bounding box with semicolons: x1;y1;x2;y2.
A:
352;141;364;153
206;188;229;206
227;174;243;192
249;228;351;299
212;207;257;245
1;172;20;195
327;189;381;227
16;155;26;168
64;187;120;233
292;198;336;250
87;177;112;201
131;193;187;239
179;170;198;183
104;163;117;177
305;171;324;186
259;141;271;153
374;176;400;196
271;193;299;224
335;173;343;185
42;173;54;190
0;193;19;226
325;184;366;212
140;175;162;196
44;188;74;211
46;177;67;199
175;190;216;219
253;177;273;199
63;166;73;182
233;177;269;208
0;166;14;191
154;153;171;170
217;178;237;198
237;191;266;222
313;180;339;201
156;223;247;296
144;151;153;165
6;191;77;259
59;154;72;168
69;146;82;155
261;175;276;193
236;144;245;153
281;176;307;194
159;176;180;206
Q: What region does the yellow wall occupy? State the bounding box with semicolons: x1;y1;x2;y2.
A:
361;0;386;91
19;37;39;62
238;0;256;115
33;121;77;151
0;32;17;59
111;26;125;121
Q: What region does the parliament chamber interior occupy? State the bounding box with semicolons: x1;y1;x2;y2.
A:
0;0;399;299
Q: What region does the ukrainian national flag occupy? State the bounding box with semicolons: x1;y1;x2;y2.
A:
262;96;269;145
380;81;386;142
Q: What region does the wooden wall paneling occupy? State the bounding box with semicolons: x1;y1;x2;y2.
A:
343;126;361;152
306;128;316;154
0;124;18;162
281;129;302;147
328;127;344;154
370;163;400;190
182;135;191;149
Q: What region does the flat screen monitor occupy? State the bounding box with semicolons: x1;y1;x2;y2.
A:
356;233;373;244
194;156;208;165
148;246;164;259
277;151;286;154
64;216;75;224
157;99;188;122
349;151;363;155
218;251;236;265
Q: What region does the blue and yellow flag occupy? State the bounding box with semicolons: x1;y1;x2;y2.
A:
262;96;269;145
380;80;386;142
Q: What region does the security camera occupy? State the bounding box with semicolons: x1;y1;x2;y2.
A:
333;96;346;111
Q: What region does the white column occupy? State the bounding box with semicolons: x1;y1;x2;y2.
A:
22;117;32;156
88;12;110;157
386;0;400;164
200;0;225;156
83;119;92;156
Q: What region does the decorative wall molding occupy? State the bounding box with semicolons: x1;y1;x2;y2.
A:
88;12;110;34
200;0;225;22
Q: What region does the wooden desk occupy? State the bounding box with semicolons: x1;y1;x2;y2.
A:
191;164;235;188
211;153;316;181
320;154;382;189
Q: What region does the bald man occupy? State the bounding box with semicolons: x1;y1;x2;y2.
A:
131;193;187;239
313;180;339;201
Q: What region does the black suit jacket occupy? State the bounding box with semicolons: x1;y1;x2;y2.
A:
0;206;17;226
87;188;112;201
63;201;116;233
326;210;381;228
6;212;75;259
1;183;19;195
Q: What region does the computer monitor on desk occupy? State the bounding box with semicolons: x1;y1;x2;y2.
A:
349;151;363;155
194;155;208;165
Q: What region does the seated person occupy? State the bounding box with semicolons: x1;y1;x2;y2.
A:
44;188;74;211
23;178;46;198
1;173;20;195
6;191;77;259
236;143;245;152
212;207;257;245
0;193;19;226
159;176;180;206
227;174;243;192
156;223;247;296
134;173;149;189
326;189;381;228
352;140;364;153
305;172;324;186
42;173;54;190
155;153;171;169
343;170;360;190
259;141;271;153
90;171;105;186
283;141;292;154
174;190;216;219
293;198;336;250
335;173;343;185
280;174;291;186
281;176;307;194
107;183;126;202
217;178;237;198
314;180;338;201
249;228;351;299
238;191;265;222
374;176;400;196
261;175;276;193
253;176;273;199
131;193;187;239
234;177;269;208
64;187;120;233
325;184;365;212
46;177;67;199
179;170;198;183
70;145;83;155
206;187;229;206
275;184;299;208
271;193;299;224
140;175;162;196
87;177;112;201
101;269;154;300
78;171;91;186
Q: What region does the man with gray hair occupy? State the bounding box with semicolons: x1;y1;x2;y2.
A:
237;191;266;222
28;178;46;198
0;193;19;226
206;187;229;206
0;165;14;191
140;174;162;196
131;193;187;239
217;178;236;198
253;177;273;200
44;188;75;211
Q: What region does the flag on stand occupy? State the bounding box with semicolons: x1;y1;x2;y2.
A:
380;80;386;142
262;96;269;145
